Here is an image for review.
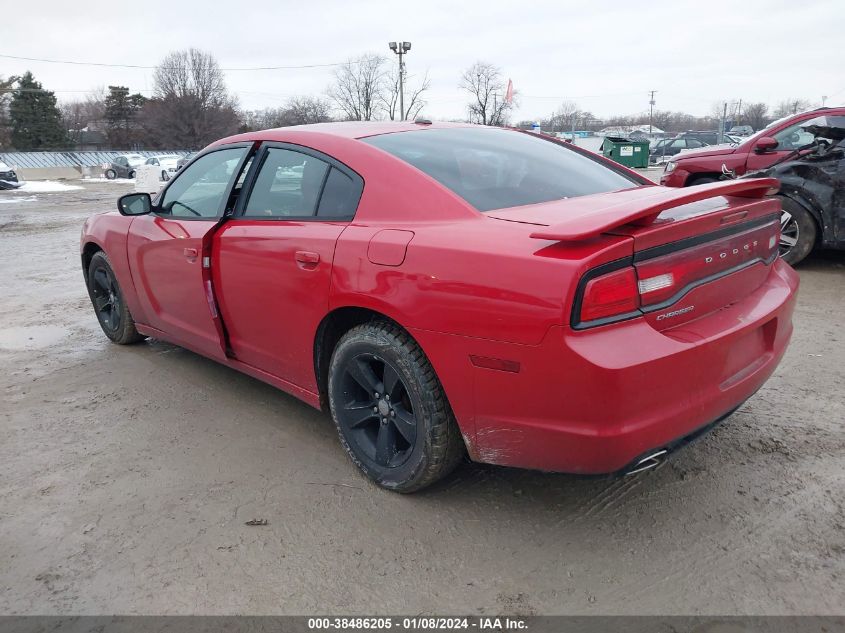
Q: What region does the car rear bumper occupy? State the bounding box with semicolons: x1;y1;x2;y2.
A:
414;258;798;474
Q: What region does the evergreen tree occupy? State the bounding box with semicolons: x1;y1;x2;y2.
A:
9;71;67;150
0;75;19;149
104;85;146;148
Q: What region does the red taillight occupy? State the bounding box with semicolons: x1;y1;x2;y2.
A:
635;219;779;308
579;267;639;323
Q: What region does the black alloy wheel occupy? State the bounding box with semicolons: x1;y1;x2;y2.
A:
335;352;418;469
90;264;122;334
86;252;146;345
327;322;465;492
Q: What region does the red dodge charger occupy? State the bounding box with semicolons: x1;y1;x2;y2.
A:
80;122;798;492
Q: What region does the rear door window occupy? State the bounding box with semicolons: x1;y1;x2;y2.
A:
242;148;328;218
317;168;360;218
242;147;362;220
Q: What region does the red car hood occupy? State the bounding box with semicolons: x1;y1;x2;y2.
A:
672;144;737;161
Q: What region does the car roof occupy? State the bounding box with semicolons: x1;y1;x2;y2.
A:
218;120;476;145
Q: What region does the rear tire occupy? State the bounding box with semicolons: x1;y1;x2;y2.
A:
86;252;146;345
104;168;117;180
161;170;170;182
327;322;465;493
778;197;817;266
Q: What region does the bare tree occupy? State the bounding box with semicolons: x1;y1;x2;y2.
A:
61;88;107;141
546;100;579;133
382;68;431;120
773;99;813;118
243;96;333;130
328;54;387;121
743;102;769;131
143;49;240;148
280;96;333;126
459;62;515;126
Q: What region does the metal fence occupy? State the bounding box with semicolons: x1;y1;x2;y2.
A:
0;150;192;169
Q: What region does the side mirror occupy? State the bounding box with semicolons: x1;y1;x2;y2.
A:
754;136;779;153
117;192;152;216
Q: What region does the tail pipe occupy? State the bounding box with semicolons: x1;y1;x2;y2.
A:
625;449;668;476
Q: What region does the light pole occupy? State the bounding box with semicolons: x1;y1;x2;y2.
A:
648;90;656;135
389;41;411;120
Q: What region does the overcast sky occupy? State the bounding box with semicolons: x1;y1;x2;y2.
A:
2;0;844;122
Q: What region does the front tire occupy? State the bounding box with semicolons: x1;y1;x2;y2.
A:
778;197;817;266
328;322;465;493
689;176;719;186
86;252;146;345
161;170;170;182
104;168;117;180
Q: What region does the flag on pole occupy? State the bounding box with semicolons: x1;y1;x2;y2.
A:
505;79;514;104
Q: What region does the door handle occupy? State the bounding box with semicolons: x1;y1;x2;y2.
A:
183;247;198;262
295;251;320;268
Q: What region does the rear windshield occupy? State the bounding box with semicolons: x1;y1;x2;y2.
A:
364;127;639;212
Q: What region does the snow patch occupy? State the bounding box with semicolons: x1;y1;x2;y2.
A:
17;181;84;192
0;195;38;204
84;177;136;184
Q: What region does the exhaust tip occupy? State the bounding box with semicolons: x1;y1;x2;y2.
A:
625;449;668;476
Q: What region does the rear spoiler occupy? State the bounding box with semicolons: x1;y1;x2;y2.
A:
529;178;780;242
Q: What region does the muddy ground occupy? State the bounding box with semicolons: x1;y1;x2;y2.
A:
0;181;843;615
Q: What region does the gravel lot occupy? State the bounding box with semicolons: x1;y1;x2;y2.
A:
0;180;843;615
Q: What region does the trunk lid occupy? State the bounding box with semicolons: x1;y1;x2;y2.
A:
490;179;782;330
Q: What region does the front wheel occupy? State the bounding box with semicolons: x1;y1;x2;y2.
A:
86;252;146;345
778;197;817;266
328;322;465;492
689;176;719;186
104;168;117;180
161;170;170;182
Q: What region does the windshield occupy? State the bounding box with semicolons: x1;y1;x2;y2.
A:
364;127;638;212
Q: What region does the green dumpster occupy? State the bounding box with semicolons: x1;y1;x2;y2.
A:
600;136;650;168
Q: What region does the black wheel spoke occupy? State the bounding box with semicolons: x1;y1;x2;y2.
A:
348;357;382;395
344;402;377;428
392;406;416;444
382;363;402;401
93;268;110;292
374;422;397;465
94;295;111;312
336;351;419;470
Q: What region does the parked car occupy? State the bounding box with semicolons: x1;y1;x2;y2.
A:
679;130;723;146
743;116;845;265
175;152;196;171
145;154;181;181
660;107;845;188
730;125;754;137
661;108;845;262
0;161;21;189
81;122;797;492
104;154;146;180
649;136;709;164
